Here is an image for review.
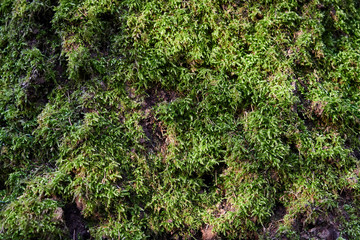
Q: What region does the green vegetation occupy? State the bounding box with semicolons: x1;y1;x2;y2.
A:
1;0;360;239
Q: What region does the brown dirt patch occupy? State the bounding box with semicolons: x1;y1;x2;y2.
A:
263;203;287;238
139;114;166;152
138;86;179;153
201;225;218;240
142;86;178;110
261;201;345;240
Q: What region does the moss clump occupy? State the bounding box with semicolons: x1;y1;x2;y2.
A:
1;0;360;239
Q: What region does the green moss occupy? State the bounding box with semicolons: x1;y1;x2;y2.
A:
1;0;360;239
0;195;66;239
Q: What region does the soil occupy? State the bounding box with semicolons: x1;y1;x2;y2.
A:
63;203;91;240
292;80;316;131
139;115;165;152
201;225;218;240
261;200;350;240
293;215;339;240
142;86;178;110
139;86;179;153
262;202;287;239
23;68;54;105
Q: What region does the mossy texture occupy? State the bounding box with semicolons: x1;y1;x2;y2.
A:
0;0;360;239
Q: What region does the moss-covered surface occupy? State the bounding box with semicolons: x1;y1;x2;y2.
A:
1;0;360;239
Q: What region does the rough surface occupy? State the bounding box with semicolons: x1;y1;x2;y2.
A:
0;0;360;239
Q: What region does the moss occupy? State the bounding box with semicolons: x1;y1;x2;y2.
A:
0;0;360;239
0;195;66;239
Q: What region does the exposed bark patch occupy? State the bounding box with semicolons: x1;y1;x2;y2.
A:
63;203;91;240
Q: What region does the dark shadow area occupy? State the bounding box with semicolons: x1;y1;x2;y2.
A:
139;85;179;152
199;161;227;193
261;202;287;239
63;203;91;240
